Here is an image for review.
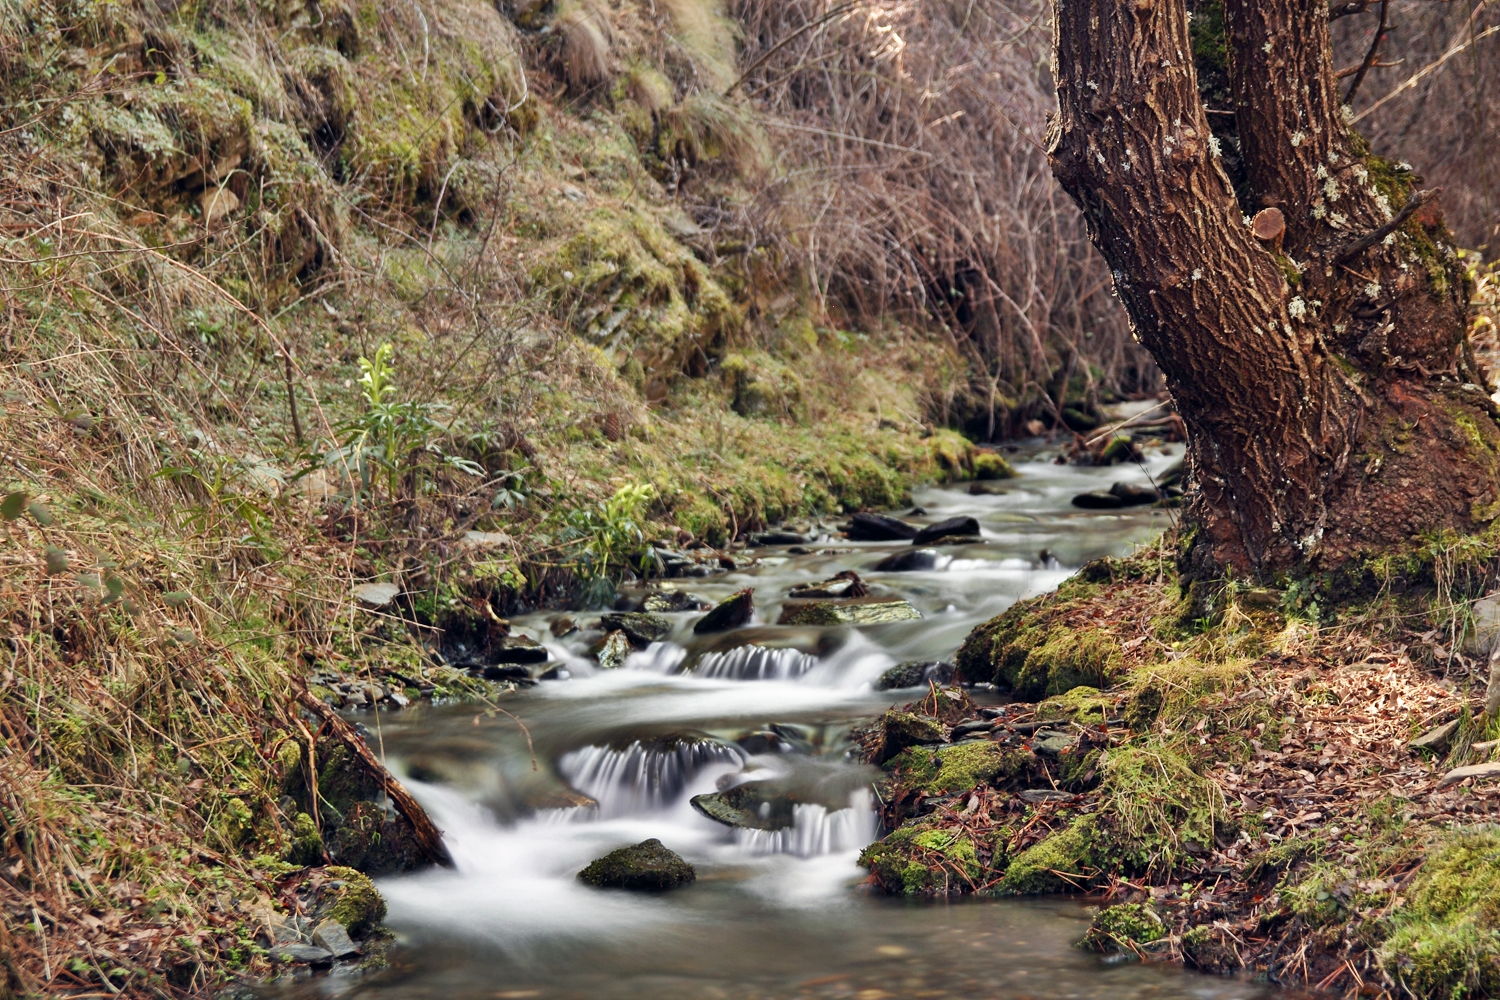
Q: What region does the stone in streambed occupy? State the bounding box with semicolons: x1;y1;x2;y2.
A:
749;530;811;546
489;633;549;664
874;548;942;572
912;516;980;545
787;570;869;599
643;590;703;613
1108;482;1160;506
776;597;921;626
693;588;754;634
875;660;956;691
691;782;795;831
1072;491;1124;509
873;710;948;764
312;919;360;958
577;839;695;890
599;611;672;646
845;512;919;541
596;630;633;669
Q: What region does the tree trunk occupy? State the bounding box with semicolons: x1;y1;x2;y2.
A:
1046;0;1500;579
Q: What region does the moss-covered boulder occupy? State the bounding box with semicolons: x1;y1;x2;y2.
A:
999;816;1104;894
578;839;696;890
316;866;387;937
599;611;672;645
955;597;1124;699
1036;686;1112;726
859;820;992;895
1379;829;1500;998
872;710;947;764
1080;902;1166;954
887;741;1032;797
694;588;754;633
972;451;1016;480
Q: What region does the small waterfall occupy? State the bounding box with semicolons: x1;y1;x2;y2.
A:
733;789;877;858
558;738;744;817
695;644;818;681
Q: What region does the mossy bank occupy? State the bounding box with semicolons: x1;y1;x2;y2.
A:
857;538;1500;998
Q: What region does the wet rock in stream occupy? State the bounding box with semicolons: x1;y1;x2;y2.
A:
875;660;956;690
642;590;704;612
598;611;672;645
786;570;869;599
578;839;695;890
911;515;980;545
873;548;941;572
843;511;919;541
693;588;754;633
776;596;921;626
596;630;633;669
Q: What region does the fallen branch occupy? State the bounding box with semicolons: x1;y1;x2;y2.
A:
292;684;454;868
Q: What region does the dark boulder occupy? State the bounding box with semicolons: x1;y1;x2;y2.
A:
599;611;672;646
577;839;696;891
875;660;956;691
912;516;980;545
1108;482;1159;506
749;531;811;546
490;634;550;664
873;548;942;572
1071;491;1124;509
693;588;754;634
481;664;535;684
845;512;919;541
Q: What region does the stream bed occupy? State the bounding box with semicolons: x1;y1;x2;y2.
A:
274;449;1293;1000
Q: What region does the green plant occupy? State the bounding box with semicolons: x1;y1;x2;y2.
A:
327;343;482;503
561;482;659;595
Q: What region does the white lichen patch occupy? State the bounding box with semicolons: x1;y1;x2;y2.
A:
1288;297;1307;320
1365;281;1381;299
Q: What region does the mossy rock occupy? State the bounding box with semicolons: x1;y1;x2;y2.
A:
775;597;921;626
578;838;696;891
955;591;1125;700
318;866;387;937
999;816;1103;894
286;812;325;867
859;820;986;895
1080;902;1166;953
887;741;1032;797
1379;829;1500;998
973;451;1016;481
1097;744;1221;875
873;710;947;764
1036;685;1111;726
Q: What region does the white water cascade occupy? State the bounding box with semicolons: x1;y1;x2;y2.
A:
694;644;819;681
558;738;745;816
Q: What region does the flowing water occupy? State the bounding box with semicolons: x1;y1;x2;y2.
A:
274;448;1293;1000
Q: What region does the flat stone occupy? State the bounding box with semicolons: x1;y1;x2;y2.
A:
776;597;921;626
352;582;401;607
1029;729;1077;757
749;531;811;546
1019;789;1076;804
1465;593;1500;654
272;944;333;965
875;660;954;691
461;530;512;547
912;516;981;545
1438;761;1500;788
311;919;359;958
1410;718;1461;753
492;634;549;664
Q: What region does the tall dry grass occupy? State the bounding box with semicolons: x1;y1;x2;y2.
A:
728;0;1156;437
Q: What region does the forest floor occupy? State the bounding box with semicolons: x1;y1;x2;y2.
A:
858;540;1500;1000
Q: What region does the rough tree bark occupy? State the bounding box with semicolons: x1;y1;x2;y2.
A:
1046;0;1500;579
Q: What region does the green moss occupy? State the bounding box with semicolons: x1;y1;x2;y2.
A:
859;820;985;895
1016;630;1124;700
323;866;387;935
1379;828;1500;997
887;741;1031;796
1097;743;1222;876
999;816;1103;894
1080;902;1166;953
1036;685;1110;725
286;812;324;867
972;451;1015;481
874;710;947;764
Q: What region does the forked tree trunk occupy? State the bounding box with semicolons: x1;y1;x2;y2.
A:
1046;0;1500;579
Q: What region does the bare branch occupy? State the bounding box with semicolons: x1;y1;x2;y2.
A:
1332;188;1442;263
1342;0;1388;105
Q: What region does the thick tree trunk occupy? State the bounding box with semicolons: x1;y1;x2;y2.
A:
1046;0;1500;579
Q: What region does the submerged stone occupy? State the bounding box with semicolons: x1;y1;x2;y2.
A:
873;548;942;572
693;588;754;634
577;838;696;890
776;597;921;626
1108;482;1159;506
599;611;672;646
1072;491;1124;509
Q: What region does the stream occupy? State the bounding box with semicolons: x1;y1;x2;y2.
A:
275;446;1292;1000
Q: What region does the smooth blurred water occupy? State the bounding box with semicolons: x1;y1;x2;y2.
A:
267;449;1293;1000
